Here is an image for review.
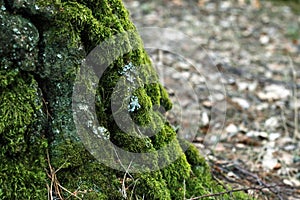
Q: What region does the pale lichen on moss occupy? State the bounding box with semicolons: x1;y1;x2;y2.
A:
0;0;254;199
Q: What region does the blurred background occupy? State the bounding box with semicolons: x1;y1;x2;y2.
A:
123;0;300;199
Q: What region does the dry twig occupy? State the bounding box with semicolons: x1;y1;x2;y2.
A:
187;184;287;200
46;149;81;200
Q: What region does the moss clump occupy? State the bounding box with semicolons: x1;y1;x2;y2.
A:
0;0;253;199
0;73;48;199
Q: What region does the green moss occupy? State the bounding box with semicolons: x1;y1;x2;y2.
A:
179;140;254;199
145;83;161;106
133;172;171;199
0;73;48;199
159;84;173;111
131;87;153;125
1;0;254;199
57;162;122;199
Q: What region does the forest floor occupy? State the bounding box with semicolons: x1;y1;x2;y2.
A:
123;0;300;199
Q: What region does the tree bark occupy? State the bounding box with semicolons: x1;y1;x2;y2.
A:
0;0;250;199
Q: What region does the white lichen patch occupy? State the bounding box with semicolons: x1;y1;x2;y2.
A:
128;95;141;112
78;103;89;111
92;125;110;140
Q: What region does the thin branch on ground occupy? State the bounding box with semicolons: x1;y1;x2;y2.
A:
233;164;283;200
113;147;135;199
209;157;286;199
46;149;82;200
46;149;64;200
187;184;288;200
211;174;233;198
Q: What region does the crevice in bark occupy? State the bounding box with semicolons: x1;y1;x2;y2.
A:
3;0;12;13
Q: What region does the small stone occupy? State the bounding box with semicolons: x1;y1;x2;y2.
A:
232;97;250;109
248;81;258;91
283;179;294;187
242;28;253;37
220;1;231;11
284;144;296;151
264;117;279;130
201;112;209;126
171;71;190;80
190;73;205;84
257;84;291;101
193;142;205;149
181;71;191;79
225;123;238;134
210;93;225;101
202;100;212;108
173;62;190;70
162;54;175;66
256;103;269;110
258;131;269;139
262;149;278;170
269;132;281;141
236;82;248;91
227;171;239;179
236;81;257;91
260;34;270;45
246;131;268;139
236;143;246;149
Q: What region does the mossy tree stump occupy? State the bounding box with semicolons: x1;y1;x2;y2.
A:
0;0;251;199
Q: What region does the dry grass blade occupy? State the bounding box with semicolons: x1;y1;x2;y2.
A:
46;149;82;200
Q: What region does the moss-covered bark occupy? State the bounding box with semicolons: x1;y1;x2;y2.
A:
0;0;252;199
